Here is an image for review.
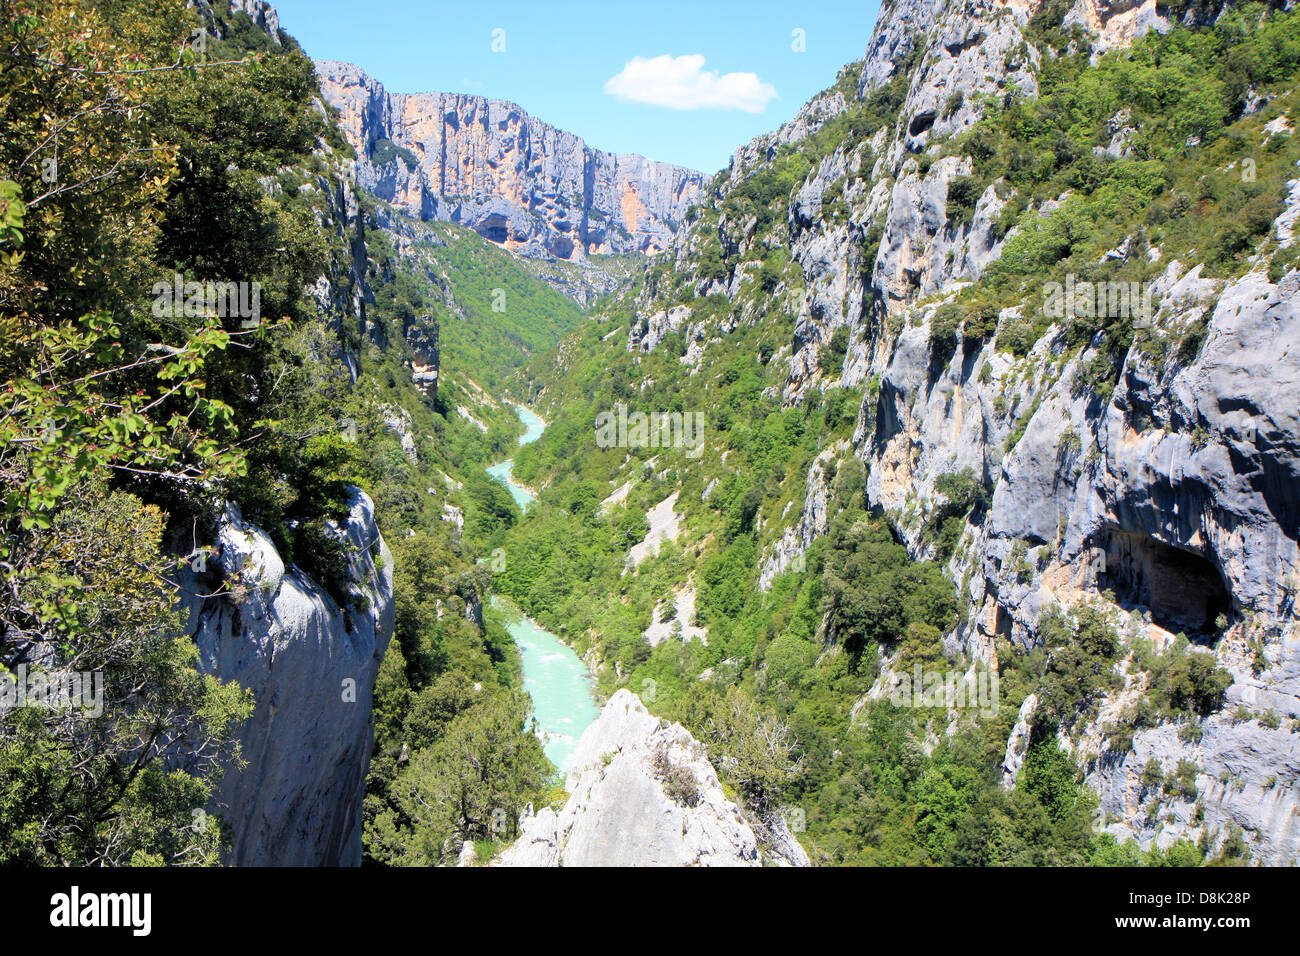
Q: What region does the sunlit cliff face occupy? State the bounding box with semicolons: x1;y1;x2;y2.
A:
316;61;705;262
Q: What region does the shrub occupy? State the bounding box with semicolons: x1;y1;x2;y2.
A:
946;176;985;225
651;744;702;808
819;325;851;375
1142;758;1165;792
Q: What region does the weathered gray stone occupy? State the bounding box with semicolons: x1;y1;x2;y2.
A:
1001;693;1038;788
497;690;809;866
181;489;394;866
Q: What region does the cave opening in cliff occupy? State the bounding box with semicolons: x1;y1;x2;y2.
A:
1095;530;1232;638
477;214;509;244
908;110;936;137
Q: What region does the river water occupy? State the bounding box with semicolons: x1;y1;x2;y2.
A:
485;404;544;509
487;403;599;773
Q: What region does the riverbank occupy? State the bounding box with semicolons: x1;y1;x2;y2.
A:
494;596;603;685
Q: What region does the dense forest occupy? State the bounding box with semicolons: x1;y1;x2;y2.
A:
0;0;553;865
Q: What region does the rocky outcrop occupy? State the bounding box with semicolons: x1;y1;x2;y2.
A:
628;303;694;354
1053;268;1299;863
982;264;1300;643
380;404;418;465
181;489;395;866
616;0;1300;863
874;157;1013;315
729;88;850;179
643;584;707;646
497;690;810;866
1065;0;1169;50
1001;693;1038;788
191;0;283;45
1089;705;1300;865
759;443;840;589
860;0;1041;152
315;61;704;262
404;314;439;400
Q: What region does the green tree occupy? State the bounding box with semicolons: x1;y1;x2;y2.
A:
366;692;547;865
702;687;801;817
0;481;252;865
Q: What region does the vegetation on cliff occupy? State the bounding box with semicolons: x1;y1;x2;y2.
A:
0;0;557;865
483;5;1293;866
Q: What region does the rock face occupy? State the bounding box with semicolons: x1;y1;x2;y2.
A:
181;489;395;866
1001;694;1039;788
315;60;705;261
498;690;810;866
843;2;1299;862
619;0;1300;862
191;0;283;44
846;6;1300;863
1058;269;1300;864
1065;0;1169;50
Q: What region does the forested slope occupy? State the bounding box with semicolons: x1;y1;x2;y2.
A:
493;0;1300;865
0;0;565;865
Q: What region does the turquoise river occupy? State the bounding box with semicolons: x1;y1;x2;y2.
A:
487;403;600;773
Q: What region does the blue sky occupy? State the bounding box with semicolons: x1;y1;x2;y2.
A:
272;0;882;174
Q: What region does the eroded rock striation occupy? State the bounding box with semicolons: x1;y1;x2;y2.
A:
315;60;704;261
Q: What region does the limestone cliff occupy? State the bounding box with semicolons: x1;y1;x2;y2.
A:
614;0;1300;863
853;0;1299;865
191;0;285;45
315;60;705;261
498;690;810;866
181;490;394;866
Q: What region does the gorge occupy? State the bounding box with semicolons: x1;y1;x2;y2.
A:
4;0;1300;871
488;404;599;773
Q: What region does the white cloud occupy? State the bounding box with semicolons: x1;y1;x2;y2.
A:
603;54;777;113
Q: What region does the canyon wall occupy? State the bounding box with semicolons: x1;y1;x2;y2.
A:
316;61;705;262
623;0;1300;862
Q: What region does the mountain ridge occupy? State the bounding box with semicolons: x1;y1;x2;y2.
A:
315;59;706;263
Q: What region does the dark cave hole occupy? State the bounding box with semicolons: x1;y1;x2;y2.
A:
1093;530;1232;638
476;214;509;244
908;110;936;137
